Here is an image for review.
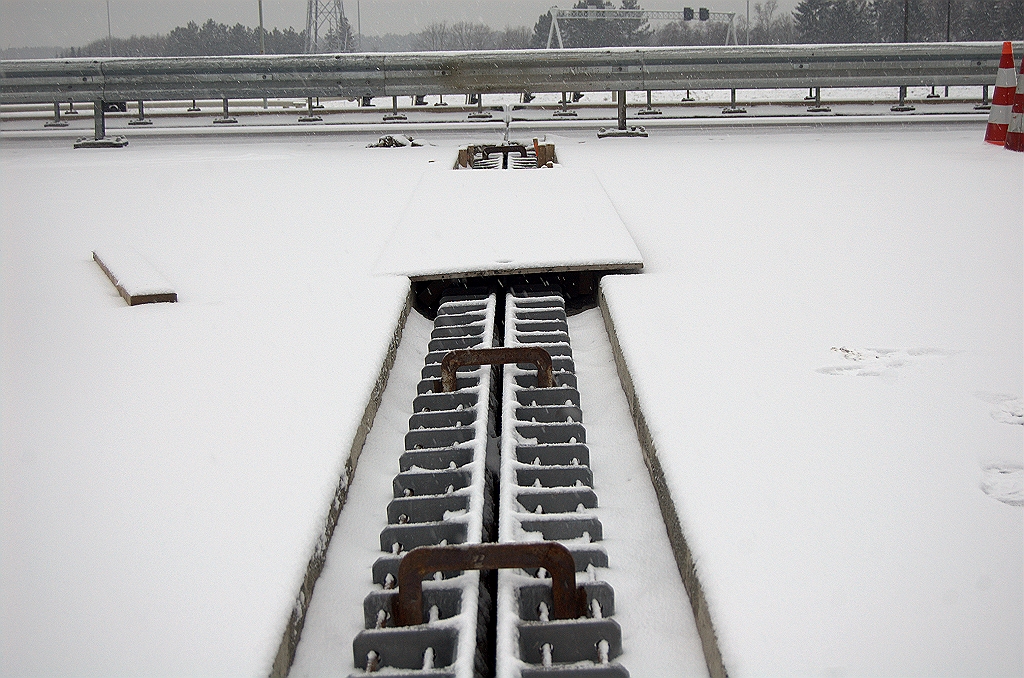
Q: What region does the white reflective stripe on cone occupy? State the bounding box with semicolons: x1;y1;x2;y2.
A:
995;67;1018;88
988;104;1013;125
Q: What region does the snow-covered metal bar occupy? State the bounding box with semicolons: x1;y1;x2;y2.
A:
1;42;1018;105
496;287;626;677
352;291;498;677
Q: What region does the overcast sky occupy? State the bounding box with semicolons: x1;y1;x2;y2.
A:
1;0;794;49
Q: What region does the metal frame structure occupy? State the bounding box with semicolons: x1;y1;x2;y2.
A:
546;6;738;48
305;0;348;54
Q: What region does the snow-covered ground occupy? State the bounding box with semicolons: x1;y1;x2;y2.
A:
0;137;418;676
566;124;1023;676
2;119;1021;676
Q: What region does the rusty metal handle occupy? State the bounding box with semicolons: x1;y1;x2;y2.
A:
393;542;585;626
481;144;529;158
441;347;553;392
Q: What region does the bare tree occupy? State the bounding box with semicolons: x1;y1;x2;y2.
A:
654;18;733;45
448;21;494;50
414;22;449;50
753;0;778;42
495;26;531;50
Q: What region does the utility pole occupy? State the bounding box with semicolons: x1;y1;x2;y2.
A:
259;0;267;109
746;0;750;45
944;0;950;96
106;0;113;56
258;0;266;54
903;0;909;42
357;0;361;51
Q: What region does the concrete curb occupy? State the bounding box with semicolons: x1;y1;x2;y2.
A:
597;284;728;678
270;283;414;678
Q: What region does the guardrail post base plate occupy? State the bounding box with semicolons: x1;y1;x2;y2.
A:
597;126;647;138
74;136;128;148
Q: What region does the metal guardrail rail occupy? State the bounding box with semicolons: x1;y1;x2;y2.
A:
1;42;1019;105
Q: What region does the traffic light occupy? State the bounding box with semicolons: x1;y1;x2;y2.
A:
683;7;694;20
699;7;710;20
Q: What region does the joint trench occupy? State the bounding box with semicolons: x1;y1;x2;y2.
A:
290;277;708;678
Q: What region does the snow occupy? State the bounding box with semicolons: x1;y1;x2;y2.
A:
566;306;709;678
374;166;643;280
290;310;435;677
0;136;419;676
2;119;1021;677
579;123;1023;676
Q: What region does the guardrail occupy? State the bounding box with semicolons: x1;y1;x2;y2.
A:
1;42;1019;105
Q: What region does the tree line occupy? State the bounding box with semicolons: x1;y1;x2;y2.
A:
535;0;1022;46
58;0;1021;58
59;19;309;58
793;0;1022;43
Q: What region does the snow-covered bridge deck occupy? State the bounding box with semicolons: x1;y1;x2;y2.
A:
1;120;1020;677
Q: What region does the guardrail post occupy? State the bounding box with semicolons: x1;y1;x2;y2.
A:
723;88;746;114
188;99;201;112
213;98;238;124
553;91;577;118
128;100;152;126
469;93;492;120
975;85;991;110
637;89;662;116
597;90;647;138
298;96;323;122
95;100;105;138
44;102;68;128
383;95;407;122
807;87;831;113
73;100;128;148
891;85;915;112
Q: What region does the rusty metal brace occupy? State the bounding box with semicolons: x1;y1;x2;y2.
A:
392;542;587;626
440;347;553;392
480;144;529;169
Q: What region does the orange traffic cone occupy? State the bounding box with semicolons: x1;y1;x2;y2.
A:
985;42;1017;145
1005;58;1024;152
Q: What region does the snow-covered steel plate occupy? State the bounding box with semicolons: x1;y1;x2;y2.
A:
375;167;643;281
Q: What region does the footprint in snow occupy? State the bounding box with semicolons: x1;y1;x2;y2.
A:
816;346;948;377
980;464;1023;507
974;392;1024;425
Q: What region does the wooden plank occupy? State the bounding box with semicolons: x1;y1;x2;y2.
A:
93;248;177;305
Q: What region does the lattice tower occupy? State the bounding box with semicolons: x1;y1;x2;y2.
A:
305;0;348;53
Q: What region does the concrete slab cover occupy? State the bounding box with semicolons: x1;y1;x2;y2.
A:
375;168;643;281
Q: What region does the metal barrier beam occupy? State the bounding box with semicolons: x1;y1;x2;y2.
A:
2;42;1019;105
